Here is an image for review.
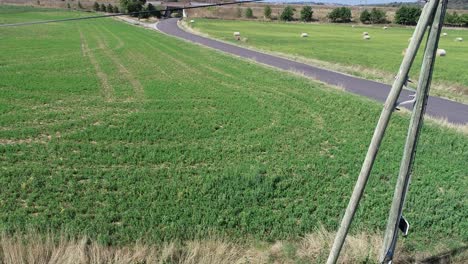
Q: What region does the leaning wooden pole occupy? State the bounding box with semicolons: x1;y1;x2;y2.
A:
379;1;448;263
326;1;440;263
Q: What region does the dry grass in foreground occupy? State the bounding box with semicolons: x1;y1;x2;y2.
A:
1;229;466;264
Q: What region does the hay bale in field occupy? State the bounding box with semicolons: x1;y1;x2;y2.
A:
301;33;308;38
383;26;388;30
455;37;463;42
442;32;447;36
363;32;368;36
190;20;195;23
363;35;371;40
436;49;446;56
233;32;240;36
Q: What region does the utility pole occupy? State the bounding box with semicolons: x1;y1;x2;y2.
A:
380;0;448;263
326;0;448;263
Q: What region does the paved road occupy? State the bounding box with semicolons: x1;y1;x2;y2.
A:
157;18;468;125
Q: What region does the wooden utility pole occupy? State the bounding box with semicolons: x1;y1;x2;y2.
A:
326;0;445;263
380;0;448;263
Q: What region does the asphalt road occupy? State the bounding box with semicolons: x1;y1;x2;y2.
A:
157;18;468;125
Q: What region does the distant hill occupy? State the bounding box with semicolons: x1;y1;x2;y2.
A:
448;0;468;10
377;0;468;10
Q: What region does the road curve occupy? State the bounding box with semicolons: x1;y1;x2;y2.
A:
157;18;468;125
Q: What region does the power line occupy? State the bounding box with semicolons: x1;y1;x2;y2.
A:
0;0;263;27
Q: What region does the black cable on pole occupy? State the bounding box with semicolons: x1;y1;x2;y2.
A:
0;0;263;27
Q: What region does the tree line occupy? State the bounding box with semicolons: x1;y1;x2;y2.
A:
243;5;468;27
87;3;468;27
92;0;162;19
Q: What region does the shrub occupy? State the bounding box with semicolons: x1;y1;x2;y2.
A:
245;7;254;19
300;6;313;22
360;9;371;24
444;12;467;26
280;6;295;21
395;6;421;25
100;3;106;12
328;7;352;23
114;6;119;13
264;5;272;19
370;8;387;24
93;2;100;11
107;4;113;13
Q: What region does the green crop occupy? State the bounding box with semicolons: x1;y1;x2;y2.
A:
0;6;466;254
192;18;468;103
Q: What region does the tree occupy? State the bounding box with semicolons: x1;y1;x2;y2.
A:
264;5;272;19
147;3;161;18
140;6;150;18
120;0;146;16
236;6;242;18
280;6;295;21
67;3;71;9
395;6;421;25
370;8;386;24
78;1;83;9
107;4;114;13
300;6;313;22
462;14;468;27
328;7;352;23
445;12;464;26
93;2;100;11
100;3;106;12
114;6;119;13
245;7;254;18
360;9;371;24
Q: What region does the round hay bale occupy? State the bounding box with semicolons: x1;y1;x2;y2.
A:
190;20;195;23
436;49;446;56
363;35;371;40
383;26;388;30
455;37;463;42
233;32;240;37
442;32;447;36
363;32;369;36
301;33;308;38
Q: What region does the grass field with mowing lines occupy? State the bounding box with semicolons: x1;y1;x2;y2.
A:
190;18;468;103
0;5;467;257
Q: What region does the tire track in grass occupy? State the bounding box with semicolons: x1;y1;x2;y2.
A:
79;30;114;101
98;23;125;50
93;29;145;100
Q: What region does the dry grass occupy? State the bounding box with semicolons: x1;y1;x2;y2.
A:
1;230;466;264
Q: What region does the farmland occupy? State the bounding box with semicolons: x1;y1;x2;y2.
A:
0;5;467;262
190;18;468;103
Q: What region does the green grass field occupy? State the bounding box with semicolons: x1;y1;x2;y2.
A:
0;5;467;257
190;18;468;103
